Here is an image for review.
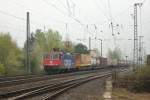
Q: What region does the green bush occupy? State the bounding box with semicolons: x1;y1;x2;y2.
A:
0;33;23;75
131;65;150;92
0;64;5;75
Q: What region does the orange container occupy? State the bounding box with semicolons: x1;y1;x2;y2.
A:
81;54;91;64
74;53;81;68
74;53;91;69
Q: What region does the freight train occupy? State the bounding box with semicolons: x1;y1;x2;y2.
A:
43;49;108;74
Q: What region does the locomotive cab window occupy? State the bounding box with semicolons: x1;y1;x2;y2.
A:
51;53;59;60
43;53;49;59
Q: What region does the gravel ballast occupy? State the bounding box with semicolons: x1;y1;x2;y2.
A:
55;77;107;100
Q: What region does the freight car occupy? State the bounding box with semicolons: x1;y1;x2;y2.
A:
99;57;108;66
43;49;108;74
74;53;91;69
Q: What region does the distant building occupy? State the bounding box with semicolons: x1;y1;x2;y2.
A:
90;50;98;58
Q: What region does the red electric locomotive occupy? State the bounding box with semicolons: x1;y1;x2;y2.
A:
43;49;75;74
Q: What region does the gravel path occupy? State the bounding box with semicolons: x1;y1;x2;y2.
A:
55;77;107;100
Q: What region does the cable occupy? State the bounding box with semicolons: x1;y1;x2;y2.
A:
142;0;146;5
9;0;35;13
115;5;132;19
0;9;25;21
107;0;118;48
0;23;25;33
8;0;75;30
59;0;68;9
42;0;84;26
43;0;67;17
93;0;110;21
11;0;68;25
0;9;40;27
107;0;113;21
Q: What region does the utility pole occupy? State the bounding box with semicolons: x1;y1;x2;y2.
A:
44;25;46;32
110;22;114;36
126;56;128;65
139;36;144;69
66;0;71;16
86;25;91;51
101;40;102;57
133;3;142;70
141;42;145;65
98;39;103;66
89;37;91;51
26;12;31;74
66;23;68;34
99;39;102;57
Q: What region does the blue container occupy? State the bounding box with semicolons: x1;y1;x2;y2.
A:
62;53;75;69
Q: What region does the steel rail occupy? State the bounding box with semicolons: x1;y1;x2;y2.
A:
0;70;110;99
0;69;102;87
0;67;129;100
5;71;112;100
44;73;111;100
45;68;129;100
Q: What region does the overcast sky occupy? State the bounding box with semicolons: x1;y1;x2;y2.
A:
0;0;149;59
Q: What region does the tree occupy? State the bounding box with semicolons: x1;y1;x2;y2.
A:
34;29;63;52
0;64;5;75
108;47;122;60
63;40;75;53
24;29;63;73
107;47;122;64
0;33;22;75
74;43;89;54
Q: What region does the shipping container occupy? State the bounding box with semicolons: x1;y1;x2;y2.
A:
102;58;108;66
74;53;81;68
74;53;91;69
96;57;100;66
62;53;75;69
91;57;97;66
99;57;108;66
81;54;91;65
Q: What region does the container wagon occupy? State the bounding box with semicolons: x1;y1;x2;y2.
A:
74;53;91;69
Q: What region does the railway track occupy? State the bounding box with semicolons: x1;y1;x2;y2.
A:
0;67;129;100
43;72;111;100
0;75;49;87
0;68;111;87
0;64;123;82
0;74;45;81
0;71;112;100
45;68;129;100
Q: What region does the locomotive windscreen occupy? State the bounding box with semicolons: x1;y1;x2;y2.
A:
43;53;49;59
51;53;59;60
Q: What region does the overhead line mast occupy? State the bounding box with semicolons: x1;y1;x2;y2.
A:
139;36;144;68
26;12;31;74
133;3;142;69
